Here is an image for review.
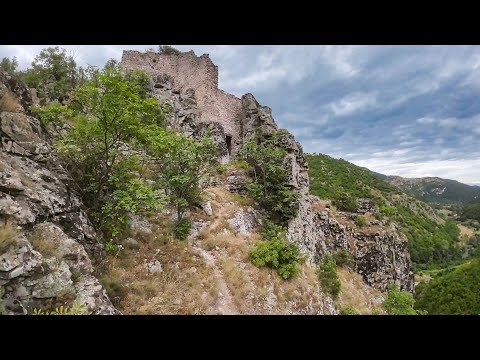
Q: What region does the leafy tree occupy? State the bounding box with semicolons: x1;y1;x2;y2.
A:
333;194;358;212
240;131;299;225
146;128;218;224
317;253;341;300
54;63;166;238
383;283;424;315
32;101;73;132
0;56;18;73
21;47;82;103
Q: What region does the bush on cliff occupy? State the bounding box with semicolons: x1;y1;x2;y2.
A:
240;131;298;226
317;254;341;299
249;224;305;280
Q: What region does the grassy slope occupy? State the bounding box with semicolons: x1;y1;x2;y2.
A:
305;154;461;269
415;259;480;314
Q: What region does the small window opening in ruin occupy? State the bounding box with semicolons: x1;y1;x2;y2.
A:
226;136;232;156
152;59;157;63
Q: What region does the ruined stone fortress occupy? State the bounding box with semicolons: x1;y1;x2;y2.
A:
122;50;248;159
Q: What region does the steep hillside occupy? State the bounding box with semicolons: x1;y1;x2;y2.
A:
306;153;463;269
415;258;480;314
385;175;480;206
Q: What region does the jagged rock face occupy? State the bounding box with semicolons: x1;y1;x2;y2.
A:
286;196;414;291
0;71;118;315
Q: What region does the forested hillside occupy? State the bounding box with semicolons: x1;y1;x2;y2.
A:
306;154;466;269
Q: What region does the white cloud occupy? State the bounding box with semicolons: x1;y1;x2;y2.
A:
327;92;377;117
352;157;480;184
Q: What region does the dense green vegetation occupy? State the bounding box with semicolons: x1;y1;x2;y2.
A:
383;283;424;315
306;153;465;269
241;131;299;225
248;224;305;279
306;153;399;202
317;253;341;299
21;47;84;103
0;56;18;74
460;199;480;222
415;259;480;314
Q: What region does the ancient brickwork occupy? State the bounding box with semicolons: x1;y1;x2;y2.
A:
122;51;243;156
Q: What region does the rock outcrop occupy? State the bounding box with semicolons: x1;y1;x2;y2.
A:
122;50;414;293
0;71;118;314
288;198;413;291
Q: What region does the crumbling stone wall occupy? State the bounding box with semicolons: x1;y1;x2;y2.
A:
122;51;243;157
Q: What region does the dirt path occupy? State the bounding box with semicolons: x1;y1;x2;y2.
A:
195;246;238;315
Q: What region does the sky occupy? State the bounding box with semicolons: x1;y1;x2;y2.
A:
1;45;479;185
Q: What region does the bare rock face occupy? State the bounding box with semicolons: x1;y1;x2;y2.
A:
227;208;261;236
0;71;118;315
285;197;413;291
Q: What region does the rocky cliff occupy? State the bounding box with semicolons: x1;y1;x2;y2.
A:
122;50;414;292
0;71;118;314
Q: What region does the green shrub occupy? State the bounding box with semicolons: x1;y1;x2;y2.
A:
240;131;299;225
21;46;83;103
354;215;366;227
230;159;249;170
333;195;358;212
383;283;424;315
339;306;359;315
259;222;286;241
32;102;73;129
332;249;355;270
172;217;192;241
317;254;341;299
249;235;305;280
104;241;123;257
32;300;91;315
215;164;228;174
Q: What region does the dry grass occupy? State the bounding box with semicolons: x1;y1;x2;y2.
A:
227;192;253;207
220;258;252;310
0;91;20;112
458;224;475;240
336;268;385;315
100;240;218;314
28;228;60;259
0;221;21;251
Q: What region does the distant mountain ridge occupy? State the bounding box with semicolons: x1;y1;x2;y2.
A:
369;173;480;205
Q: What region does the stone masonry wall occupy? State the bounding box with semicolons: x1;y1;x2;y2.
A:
122;51;243;156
